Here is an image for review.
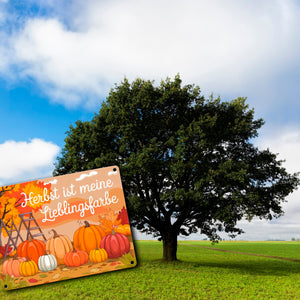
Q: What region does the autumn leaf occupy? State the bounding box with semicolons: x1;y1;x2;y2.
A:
117;206;129;225
0;244;13;256
98;207;122;233
106;207;121;225
1;274;16;290
21;181;52;211
0;181;52;236
118;253;137;269
98;216;114;234
0;195;22;236
5;183;26;203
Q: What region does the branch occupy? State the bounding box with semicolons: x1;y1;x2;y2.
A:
150;175;169;221
0;185;14;197
172;198;198;232
5;219;11;227
1;201;10;220
15;196;23;204
133;173;164;232
15;196;24;208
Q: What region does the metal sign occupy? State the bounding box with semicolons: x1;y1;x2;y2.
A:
0;166;136;290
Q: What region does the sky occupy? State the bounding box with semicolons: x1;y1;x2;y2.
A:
0;0;299;241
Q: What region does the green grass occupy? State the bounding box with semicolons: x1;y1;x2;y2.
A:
179;240;300;259
2;240;300;299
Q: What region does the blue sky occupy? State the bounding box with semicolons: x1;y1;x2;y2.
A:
0;0;299;240
0;83;94;144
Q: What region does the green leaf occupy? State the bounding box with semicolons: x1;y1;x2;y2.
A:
119;253;137;268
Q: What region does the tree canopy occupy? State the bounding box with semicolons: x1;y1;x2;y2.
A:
54;75;299;260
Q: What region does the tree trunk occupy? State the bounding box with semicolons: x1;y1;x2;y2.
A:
162;231;178;261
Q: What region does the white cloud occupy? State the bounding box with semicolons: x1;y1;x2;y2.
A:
236;217;300;241
0;139;60;185
75;170;98;181
1;0;300;108
257;127;300;174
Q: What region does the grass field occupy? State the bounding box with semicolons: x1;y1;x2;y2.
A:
2;240;300;299
179;240;300;259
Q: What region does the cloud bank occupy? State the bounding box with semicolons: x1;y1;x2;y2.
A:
0;138;60;185
1;0;300;108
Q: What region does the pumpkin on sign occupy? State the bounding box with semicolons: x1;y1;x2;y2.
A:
17;237;46;265
19;260;39;277
64;249;89;267
89;247;108;263
38;253;58;272
73;221;106;254
100;229;130;259
2;254;26;277
46;229;73;265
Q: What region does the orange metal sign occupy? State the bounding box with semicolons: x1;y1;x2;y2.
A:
0;166;136;290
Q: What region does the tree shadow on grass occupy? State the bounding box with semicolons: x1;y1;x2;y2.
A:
134;243;300;277
188;259;300;276
152;255;300;277
162;243;300;276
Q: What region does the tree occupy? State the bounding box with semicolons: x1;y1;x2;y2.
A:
54;75;299;261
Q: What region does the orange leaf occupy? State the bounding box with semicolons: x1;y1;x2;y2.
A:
98;208;122;233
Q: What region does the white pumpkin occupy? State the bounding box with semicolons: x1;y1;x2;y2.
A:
38;254;58;272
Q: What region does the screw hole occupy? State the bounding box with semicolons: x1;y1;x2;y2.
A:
130;260;134;265
113;168;117;172
4;285;7;289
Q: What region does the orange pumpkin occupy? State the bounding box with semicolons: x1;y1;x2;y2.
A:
115;224;131;236
64;249;88;267
17;237;46;265
2;254;26;277
19;260;38;276
73;221;106;254
46;229;73;265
